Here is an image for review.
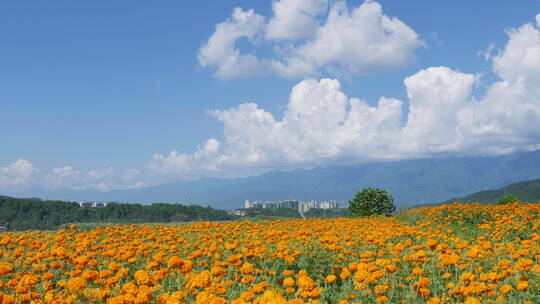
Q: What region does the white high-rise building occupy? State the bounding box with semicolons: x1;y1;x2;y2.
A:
319;200;339;209
244;200;253;209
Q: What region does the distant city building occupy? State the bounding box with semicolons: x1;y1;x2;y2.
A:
228;210;246;216
276;200;299;210
243;199;340;213
78;201;108;208
319;200;339;209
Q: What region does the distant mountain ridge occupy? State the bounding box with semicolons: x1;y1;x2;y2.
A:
444;178;540;204
16;150;540;209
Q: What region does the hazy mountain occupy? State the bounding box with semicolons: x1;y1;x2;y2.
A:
19;150;540;209
445;177;540;204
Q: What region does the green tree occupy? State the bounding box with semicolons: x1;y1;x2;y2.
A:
0;195;238;230
497;194;518;205
348;187;395;217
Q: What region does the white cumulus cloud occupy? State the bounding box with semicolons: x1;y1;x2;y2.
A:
455;19;540;154
150;138;222;178
44;166;141;191
151;78;405;178
400;66;479;154
0;159;37;190
292;1;422;76
266;0;328;40
198;0;423;80
154;15;540;179
198;8;267;80
44;166;81;188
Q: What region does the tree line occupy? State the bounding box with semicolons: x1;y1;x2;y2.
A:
0;187;399;231
0;195;238;230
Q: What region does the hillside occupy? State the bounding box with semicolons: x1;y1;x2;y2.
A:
16;150;540;209
445;178;540;204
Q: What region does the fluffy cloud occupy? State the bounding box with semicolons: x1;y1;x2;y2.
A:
0;159;37;190
43;166;144;191
150;77;406;178
213;79;403;164
198;0;423;80
44;166;81;188
0;161;140;192
400;67;479;154
198;8;267;80
154;15;540;179
150;138;222;178
266;0;328;40
292;1;422;76
455;18;540;154
493;23;540;83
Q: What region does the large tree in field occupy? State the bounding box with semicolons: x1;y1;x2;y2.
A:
348;187;395;217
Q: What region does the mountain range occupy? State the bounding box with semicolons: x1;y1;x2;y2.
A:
16;150;540;209
445;177;540;204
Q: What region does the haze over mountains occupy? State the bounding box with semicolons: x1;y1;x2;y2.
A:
446;177;540;204
16;150;540;209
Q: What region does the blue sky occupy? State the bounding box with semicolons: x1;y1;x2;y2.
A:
1;1;540;192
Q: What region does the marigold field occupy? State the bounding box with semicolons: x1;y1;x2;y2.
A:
0;203;539;304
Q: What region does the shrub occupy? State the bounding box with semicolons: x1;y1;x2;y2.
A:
348;187;396;217
497;194;518;205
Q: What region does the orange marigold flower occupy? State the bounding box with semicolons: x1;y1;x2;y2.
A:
340;268;351;279
418;287;430;297
517;280;529;291
385;264;397;273
426;297;441;304
192;270;212;289
282;270;293;277
239;291;256;301
515;258;534;272
325;274;337;284
412;267;424;276
211;266;226;277
82;270;99;281
500;284;513;294
122;282;138;295
464;297;481;304
0;291;15;304
134;270;153;285
283;277;295;287
0;263;13;275
240;262;255;275
66;277;86;292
